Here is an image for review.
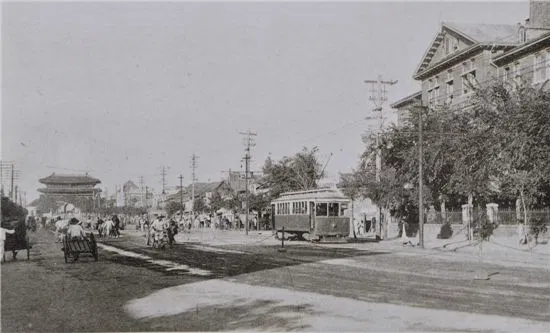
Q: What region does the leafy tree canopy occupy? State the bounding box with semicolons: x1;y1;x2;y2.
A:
346;79;550;222
261;146;323;200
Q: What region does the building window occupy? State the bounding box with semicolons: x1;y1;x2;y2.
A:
534;53;548;83
461;60;477;95
427;77;440;105
512;62;521;84
503;66;510;81
446;81;454;104
462;62;470;74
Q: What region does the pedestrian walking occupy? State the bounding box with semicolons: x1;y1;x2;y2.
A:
0;227;16;263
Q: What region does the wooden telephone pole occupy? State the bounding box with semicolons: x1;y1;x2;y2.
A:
364;75;397;239
239;130;257;235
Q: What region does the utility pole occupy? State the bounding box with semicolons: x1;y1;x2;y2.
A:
145;186;149;209
160;166;168;195
364;75;397;239
179;174;184;214
240;130;257;235
418;104;425;249
190;154;198;217
0;162;3;197
139;176;144;208
11;163;15;201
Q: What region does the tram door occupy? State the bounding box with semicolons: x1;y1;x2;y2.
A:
309;201;315;232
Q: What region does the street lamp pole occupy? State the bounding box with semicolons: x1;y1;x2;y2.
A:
418;104;425;249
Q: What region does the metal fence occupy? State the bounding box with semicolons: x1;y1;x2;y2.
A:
429;210;463;224
497;209;550;225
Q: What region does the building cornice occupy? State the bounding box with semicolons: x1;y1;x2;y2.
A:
492;32;550;65
390;91;422;109
413;43;515;81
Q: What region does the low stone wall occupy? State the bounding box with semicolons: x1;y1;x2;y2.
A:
388;223;519;240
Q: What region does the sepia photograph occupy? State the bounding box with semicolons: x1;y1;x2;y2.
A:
1;0;550;332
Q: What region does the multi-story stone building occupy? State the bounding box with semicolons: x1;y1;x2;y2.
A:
493;31;550;87
393;0;550;118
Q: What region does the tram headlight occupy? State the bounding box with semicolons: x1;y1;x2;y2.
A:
331;223;336;229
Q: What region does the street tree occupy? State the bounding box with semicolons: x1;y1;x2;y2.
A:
468;79;550;225
209;192;224;213
165;201;183;216
261;146;323;201
193;197;207;213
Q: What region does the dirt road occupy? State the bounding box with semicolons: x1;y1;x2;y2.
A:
2;228;549;332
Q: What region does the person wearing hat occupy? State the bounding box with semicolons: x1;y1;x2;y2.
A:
67;218;87;240
150;215;167;243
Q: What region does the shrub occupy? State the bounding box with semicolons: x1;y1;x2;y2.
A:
437;222;453;239
530;218;548;244
473;214;498;241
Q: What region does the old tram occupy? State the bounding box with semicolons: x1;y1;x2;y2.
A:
271;188;350;241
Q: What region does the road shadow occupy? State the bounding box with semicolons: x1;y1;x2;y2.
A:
135;299;318;332
100;239;388;281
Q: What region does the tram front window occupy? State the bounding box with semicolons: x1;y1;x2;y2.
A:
316;203;328;217
328;203;339;217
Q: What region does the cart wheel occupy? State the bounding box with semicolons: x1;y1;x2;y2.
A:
63;238;69;263
90;234;98;261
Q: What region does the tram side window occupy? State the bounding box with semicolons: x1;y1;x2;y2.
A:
340;203;348;216
328;203;339;217
316;203;328;217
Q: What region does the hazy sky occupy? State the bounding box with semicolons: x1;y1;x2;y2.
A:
1;1;528;201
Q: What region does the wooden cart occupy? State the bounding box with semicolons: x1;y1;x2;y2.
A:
3;218;31;261
62;232;98;263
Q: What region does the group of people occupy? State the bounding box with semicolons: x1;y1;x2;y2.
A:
147;214;178;247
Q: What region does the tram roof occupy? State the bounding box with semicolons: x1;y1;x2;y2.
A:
271;188;349;203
